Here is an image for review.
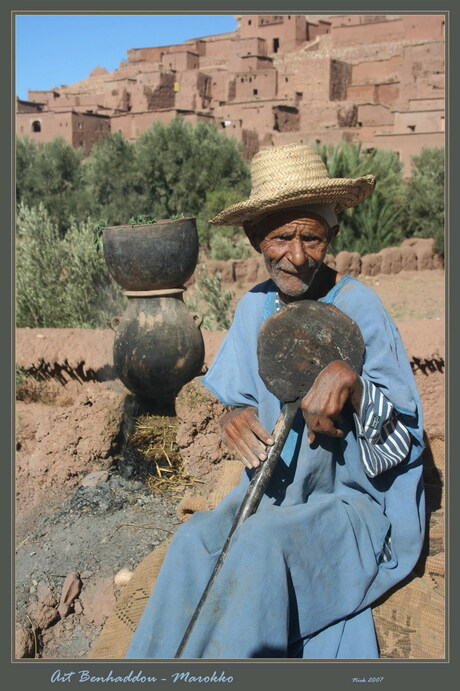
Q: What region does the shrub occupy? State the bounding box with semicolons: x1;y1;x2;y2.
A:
185;271;234;331
402;147;445;255
316;141;406;255
209;234;252;261
16;203;125;328
196;187;251;254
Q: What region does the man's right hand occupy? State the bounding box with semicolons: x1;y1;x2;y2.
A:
219;406;274;469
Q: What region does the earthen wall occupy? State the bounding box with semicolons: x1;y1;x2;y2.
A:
175;71;212;111
27;90;60;107
195;37;234;59
357;103;394;127
111;109;214;141
16;110;110;155
70;112;111;155
352;56;401;84
127;46;165;63
307;20;332;41
238;14;307;52
393;109;444;134
206;70;231;103
234;37;268;57
17;13;445;169
233;69;278;101
16;101;43;114
220;101;276;132
409;98;444;111
275;54;332;102
161;51;199;72
330;15;444;46
372;130;445;175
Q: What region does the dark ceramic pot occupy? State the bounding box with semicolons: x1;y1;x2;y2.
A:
102;217;199;291
112;291;205;401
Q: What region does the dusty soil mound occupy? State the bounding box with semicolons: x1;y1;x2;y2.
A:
14;268;445;659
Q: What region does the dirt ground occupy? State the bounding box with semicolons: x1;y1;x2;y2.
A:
14;266;445;660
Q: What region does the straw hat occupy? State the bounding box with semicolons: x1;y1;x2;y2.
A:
210;142;376;226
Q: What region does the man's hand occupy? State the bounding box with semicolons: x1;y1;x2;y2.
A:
220;406;274;469
300;360;363;444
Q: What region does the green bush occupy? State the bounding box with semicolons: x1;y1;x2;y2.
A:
402;147;445;255
196;186;251;254
185;271;234;331
209;234;253;261
316;141;406;255
16;203;125;328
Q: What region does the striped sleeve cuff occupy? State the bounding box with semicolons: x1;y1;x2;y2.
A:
354;378;412;478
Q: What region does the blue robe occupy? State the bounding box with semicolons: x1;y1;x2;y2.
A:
126;275;425;659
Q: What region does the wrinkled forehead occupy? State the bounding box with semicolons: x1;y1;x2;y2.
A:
245;208;331;237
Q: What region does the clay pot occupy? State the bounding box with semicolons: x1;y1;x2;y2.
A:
112;291;204;401
102;217;199;291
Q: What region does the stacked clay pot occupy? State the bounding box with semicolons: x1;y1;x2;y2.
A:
102;218;205;402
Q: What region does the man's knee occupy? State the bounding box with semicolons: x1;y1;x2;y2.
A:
234;511;285;554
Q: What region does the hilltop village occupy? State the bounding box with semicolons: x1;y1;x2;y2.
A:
16;14;445;173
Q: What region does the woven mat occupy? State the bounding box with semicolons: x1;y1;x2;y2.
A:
374;434;445;659
89;437;445;660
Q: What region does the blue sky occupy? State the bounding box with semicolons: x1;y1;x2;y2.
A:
15;14;238;101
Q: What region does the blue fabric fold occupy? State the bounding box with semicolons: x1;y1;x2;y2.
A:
126;275;425;659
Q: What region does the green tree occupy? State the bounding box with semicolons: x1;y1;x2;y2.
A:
133;118;250;220
316;141;406;255
82;132;140;225
196;187;252;258
402;147;445;255
16;137;38;205
16;137;88;233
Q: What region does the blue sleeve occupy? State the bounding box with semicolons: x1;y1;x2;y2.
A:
328;278;424;447
202;289;266;408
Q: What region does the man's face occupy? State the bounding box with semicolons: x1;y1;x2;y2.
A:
248;211;333;299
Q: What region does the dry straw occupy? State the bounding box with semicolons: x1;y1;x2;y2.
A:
211;142;376;226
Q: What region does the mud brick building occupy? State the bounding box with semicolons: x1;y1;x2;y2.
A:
16;13;445;174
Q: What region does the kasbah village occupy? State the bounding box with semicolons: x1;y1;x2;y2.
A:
15;14;446;662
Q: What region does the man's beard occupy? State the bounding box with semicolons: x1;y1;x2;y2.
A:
263;256;321;298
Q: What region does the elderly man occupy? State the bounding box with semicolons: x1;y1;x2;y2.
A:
126;143;425;659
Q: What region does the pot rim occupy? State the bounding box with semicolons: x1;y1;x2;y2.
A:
123;287;186;297
102;217;196;232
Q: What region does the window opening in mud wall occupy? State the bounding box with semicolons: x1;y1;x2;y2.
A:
32;120;41;132
273;38;280;53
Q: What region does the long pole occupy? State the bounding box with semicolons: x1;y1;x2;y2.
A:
174;400;299;658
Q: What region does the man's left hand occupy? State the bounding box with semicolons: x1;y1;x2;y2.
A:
300;360;362;444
